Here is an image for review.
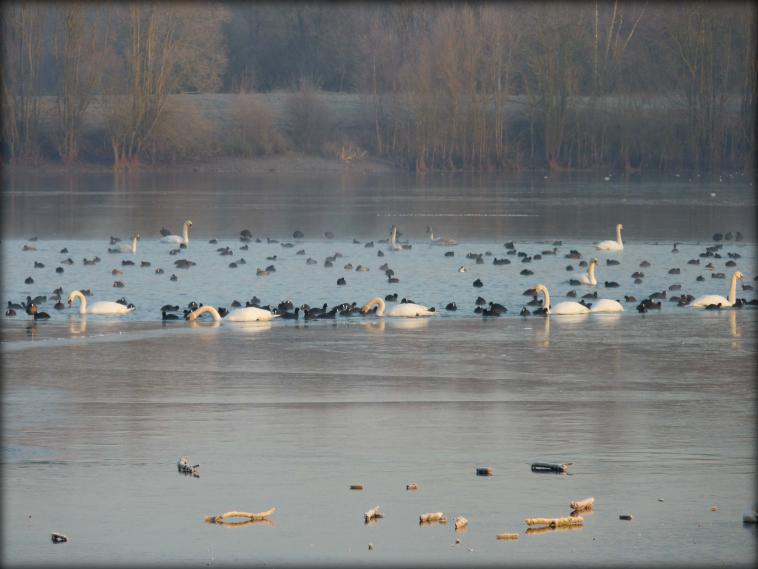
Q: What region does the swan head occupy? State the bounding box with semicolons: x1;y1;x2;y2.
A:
134;233;141;240
185;220;193;227
735;271;745;281
185;309;198;321
360;297;382;314
617;223;623;230
533;284;548;294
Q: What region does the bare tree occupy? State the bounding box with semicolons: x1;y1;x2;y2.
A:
1;2;48;162
106;3;229;171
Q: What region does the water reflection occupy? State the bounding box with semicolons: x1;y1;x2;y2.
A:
384;318;430;331
225;321;272;335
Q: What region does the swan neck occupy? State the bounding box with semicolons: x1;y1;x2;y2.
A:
375;297;385;315
183;223;190;245
196;305;221;321
390;226;397;245
589;262;596;284
540;287;551;311
728;273;738;304
131;237;138;254
71;290;86;313
616;226;623;245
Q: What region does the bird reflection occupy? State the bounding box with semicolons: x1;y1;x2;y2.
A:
538;315;550;348
227;321;272;335
187;320;221;330
25;322;38;338
729;309;741;338
362;320;385;333
69;315;87;335
525;525;583;535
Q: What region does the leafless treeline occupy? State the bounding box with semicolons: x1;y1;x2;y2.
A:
2;1;755;173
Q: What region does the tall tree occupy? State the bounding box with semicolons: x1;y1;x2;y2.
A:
1;2;48;162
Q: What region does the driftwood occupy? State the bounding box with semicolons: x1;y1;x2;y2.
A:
525;516;583;528
531;462;571;473
619;514;633;520
419;512;448;524
496;532;519;540
217;519;273;529
569;497;594;511
204;508;276;524
350;484;364;490
406;483;418;491
476;467;493;476
364;506;383;523
526;525;583;535
454;515;469;530
51;532;68;543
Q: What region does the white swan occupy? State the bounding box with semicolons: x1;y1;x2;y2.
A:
109;234;140;254
185;305;279;322
589;298;624;313
361;297;436;317
161;220;192;245
595;223;624;251
68;290;135;315
534;284;590;315
690;271;745;308
388;225;402;251
579;257;598;286
426;225;458;246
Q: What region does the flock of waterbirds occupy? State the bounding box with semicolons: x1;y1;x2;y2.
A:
8;220;756;323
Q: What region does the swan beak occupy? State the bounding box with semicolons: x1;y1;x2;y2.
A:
67;299;72;307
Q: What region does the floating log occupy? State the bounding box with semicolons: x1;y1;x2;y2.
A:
525;516;583;528
204;508;276;524
531;462;571;473
476;467;493;476
350;484;364;490
420;512;448;524
51;532;68;543
496;532;519;540
218;519;273;529
406;483;418;491
569;497;594;511
454;515;468;530
364;506;383;523
526;525;583;535
368;543;374;551
619;514;633;520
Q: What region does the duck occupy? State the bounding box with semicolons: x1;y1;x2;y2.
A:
67;290;135;315
279;307;300;320
595;224;624;251
690;271;745;308
161;220;192;245
186;305;278;322
426;225;458;246
108;233;140;254
532;284;590;315
579;258;598;286
672;242;680;253
445;302;458;311
360;297;435;317
519;307;530;316
27;303;50;320
162;311;179;320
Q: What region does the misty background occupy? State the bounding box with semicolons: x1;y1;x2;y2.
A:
2;2;755;173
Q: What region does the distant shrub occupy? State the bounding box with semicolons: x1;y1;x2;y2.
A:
285;81;334;154
228;94;282;157
145;97;220;164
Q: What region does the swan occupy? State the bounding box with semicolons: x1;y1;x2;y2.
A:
360;296;436;317
595;223;624;251
579;258;598;286
426;225;458;246
589;298;624;313
185;305;278;322
67;290;135;315
690;271;745;308
161;220;193;245
533;284;590;315
387;225;403;251
109;234;140;254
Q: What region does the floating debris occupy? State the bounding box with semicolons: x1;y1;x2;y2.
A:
350;484;364;490
51;532;68;544
454;515;468;530
204;508;276;524
476;467;493;476
406;483;418;491
569;497;594;512
496;532;519;540
420;512;448;524
525;516;583;528
177;456;199;477
364;506;383;523
368;543;374;551
619;514;633;520
531;462;571;473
